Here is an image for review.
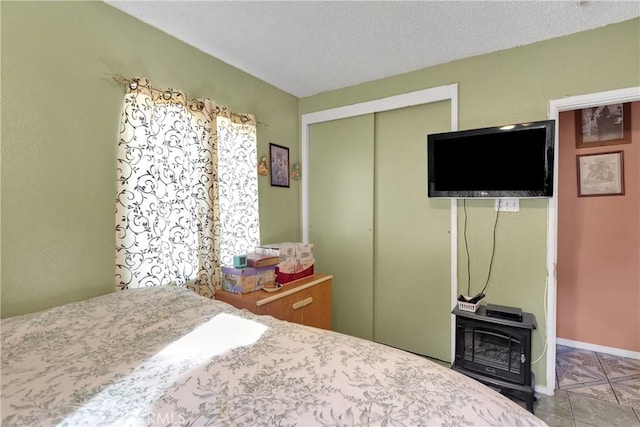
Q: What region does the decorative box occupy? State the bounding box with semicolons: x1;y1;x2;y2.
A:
276;265;314;285
255;242;315;284
221;265;276;294
255;242;314;260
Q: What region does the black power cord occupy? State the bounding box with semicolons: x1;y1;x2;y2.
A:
463;199;471;296
463;199;501;297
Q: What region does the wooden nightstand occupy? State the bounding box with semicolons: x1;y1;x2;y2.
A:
214;274;332;330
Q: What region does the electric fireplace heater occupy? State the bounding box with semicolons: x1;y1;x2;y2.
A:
452;305;537;412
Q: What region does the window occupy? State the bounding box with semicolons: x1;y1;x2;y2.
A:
114;78;259;297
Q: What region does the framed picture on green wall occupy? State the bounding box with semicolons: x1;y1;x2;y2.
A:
270;143;290;188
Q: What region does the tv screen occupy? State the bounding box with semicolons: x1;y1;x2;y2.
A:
427;120;555;198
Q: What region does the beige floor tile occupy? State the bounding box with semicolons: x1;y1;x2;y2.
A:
534;409;576;427
611;379;640;407
566;383;619;404
597;353;640;379
558;350;604;372
535;390;573;418
569;393;640;427
557;355;607;387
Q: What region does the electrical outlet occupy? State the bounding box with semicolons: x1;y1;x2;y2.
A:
495;198;519;212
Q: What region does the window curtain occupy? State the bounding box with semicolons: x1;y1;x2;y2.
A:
115;78;259;297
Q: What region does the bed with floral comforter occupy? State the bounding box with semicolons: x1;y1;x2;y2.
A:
1;286;546;426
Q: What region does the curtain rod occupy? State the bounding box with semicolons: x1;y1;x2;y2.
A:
106;73;268;129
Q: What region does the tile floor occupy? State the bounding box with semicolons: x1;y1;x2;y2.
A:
533;345;640;426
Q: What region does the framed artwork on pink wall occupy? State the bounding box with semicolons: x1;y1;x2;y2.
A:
575;102;631;149
576;151;625;197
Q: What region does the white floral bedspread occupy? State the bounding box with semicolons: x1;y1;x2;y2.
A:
1;286;546;426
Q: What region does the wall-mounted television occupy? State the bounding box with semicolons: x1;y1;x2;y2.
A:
427;119;555;198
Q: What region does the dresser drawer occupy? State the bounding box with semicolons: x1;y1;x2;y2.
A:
215;274;332;330
258;279;331;329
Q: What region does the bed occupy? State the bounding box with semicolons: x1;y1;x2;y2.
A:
1;286;546;426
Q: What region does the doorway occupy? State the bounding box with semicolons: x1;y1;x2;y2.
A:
547;86;640;395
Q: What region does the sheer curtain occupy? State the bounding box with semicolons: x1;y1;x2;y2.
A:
115;78;259;297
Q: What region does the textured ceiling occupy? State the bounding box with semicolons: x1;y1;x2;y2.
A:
105;1;640;98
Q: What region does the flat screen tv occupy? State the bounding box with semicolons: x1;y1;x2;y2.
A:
427;120;555;198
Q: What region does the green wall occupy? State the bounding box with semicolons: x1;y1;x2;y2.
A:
300;18;640;387
1;1;300;317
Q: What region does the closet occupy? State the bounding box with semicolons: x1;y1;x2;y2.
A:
308;101;453;361
309;114;375;340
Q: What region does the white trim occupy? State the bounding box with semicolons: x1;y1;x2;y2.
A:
301;84;459;361
301;84;458;242
301;85;458;132
449;92;459;361
535;384;555;396
557;338;640;360
546;86;640;396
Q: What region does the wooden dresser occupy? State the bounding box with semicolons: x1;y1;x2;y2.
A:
214;274;332;330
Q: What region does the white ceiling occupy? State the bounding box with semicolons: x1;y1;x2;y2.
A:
105;1;640;98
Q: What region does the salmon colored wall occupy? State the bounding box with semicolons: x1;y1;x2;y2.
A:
557;102;640;352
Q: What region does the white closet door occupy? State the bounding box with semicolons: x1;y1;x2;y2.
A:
373;102;452;362
309;114;375;340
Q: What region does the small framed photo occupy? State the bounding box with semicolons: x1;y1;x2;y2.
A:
576;151;624;197
269;143;290;188
575;103;631;148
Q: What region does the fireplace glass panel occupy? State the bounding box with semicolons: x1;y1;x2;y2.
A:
464;329;521;375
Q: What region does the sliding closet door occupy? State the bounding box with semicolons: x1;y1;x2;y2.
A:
308;115;374;340
373;102;452;361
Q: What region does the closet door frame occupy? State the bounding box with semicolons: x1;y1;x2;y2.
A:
301;83;459;360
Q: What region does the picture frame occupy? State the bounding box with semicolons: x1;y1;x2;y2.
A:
575;102;631;148
576;151;624;197
269;143;290;188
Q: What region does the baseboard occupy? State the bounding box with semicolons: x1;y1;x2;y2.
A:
556;338;640;360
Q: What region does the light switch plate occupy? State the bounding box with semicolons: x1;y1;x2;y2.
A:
495;198;519;212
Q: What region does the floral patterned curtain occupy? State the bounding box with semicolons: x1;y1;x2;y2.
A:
115;78;259;297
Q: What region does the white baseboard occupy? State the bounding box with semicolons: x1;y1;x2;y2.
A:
556;338;640;360
535;384;555;396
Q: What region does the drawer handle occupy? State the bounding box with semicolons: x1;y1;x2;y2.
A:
292;297;313;310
